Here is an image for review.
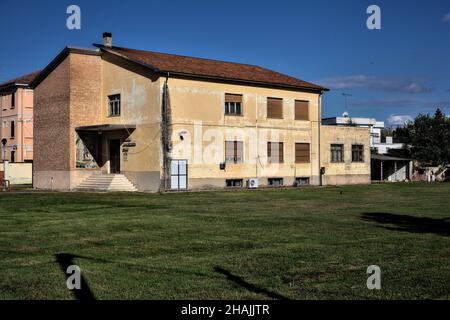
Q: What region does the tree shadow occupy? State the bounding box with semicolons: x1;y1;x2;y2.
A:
361;212;450;237
54;253;96;300
214;266;289;300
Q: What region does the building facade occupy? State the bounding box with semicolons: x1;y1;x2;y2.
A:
0;72;39;163
322;115;412;182
32;34;370;192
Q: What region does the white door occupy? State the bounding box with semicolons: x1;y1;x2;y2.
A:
170;160;187;190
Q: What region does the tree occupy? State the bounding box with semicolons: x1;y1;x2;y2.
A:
394;108;450;167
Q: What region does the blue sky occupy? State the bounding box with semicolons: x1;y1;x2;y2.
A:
1;0;449;126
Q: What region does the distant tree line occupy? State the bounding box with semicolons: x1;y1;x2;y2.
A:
394;108;450;167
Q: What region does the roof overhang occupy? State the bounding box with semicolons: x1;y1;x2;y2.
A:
371;154;411;162
76;124;136;132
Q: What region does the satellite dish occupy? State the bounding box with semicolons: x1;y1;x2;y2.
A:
342;112;349;118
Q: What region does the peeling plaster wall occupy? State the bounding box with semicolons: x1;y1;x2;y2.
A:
320;125;371;185
101;58;162;191
167;77;321;188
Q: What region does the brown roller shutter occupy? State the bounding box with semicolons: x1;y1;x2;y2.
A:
295;100;309;121
267;97;283;119
295;143;310;163
268;142;284;163
225;93;243;103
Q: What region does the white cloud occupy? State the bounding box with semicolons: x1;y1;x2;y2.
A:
386;114;413;126
443;13;450;22
316;75;431;94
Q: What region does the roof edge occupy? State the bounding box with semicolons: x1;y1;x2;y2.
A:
30;47;100;89
94;43;329;93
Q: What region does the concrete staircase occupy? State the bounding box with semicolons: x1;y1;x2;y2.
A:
75;174;137;192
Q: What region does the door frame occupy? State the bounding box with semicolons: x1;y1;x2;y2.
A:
108;139;121;174
170;159;188;190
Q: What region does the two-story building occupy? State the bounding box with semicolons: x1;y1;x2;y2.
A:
31;33;370;192
0;71;39;163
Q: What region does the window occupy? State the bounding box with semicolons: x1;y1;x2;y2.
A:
294;177;310;186
295;100;309;120
267;142;284;163
225;141;243;163
268;178;283;187
295;143;310;163
267;97;283;119
331;144;344;162
10;121;15;138
352;144;364;162
10;151;15;163
225;93;243;116
11;90;15;109
226;179;243;188
108;94;121;116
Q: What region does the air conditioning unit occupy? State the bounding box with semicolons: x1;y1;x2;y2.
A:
248;178;259;189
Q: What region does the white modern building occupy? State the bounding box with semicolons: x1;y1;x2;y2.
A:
322;116;383;147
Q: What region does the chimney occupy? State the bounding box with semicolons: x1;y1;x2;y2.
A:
103;32;112;47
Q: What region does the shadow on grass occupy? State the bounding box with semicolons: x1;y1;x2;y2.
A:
361;212;450;237
214;266;289;300
55;253;96;300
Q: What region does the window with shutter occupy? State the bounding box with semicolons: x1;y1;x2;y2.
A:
268;142;284;163
225;141;243;163
295;143;310;163
295;100;309;120
225;93;243;116
267;97;283;119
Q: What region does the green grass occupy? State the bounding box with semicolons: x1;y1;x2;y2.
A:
0;183;449;300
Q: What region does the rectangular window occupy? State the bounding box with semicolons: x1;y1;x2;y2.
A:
295;100;309;120
225;93;243;116
11;91;15;109
295;177;310;186
226;179;243;188
267;142;284;163
10;121;15;138
268;178;283;187
225;141;243;163
352;144;364;162
267;97;283;119
295;143;310;163
10;151;15;163
108;94;121;117
331;144;344;163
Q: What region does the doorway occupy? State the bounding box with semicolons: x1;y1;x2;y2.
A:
170;160;187;190
109;139;121;174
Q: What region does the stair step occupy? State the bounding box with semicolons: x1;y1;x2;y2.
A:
75;174;137;192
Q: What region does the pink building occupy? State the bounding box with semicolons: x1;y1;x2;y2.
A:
0;71;40;163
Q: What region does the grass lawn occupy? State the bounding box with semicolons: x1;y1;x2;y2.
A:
0;183;449;300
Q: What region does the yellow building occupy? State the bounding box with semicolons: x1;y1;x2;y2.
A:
31;33;370;192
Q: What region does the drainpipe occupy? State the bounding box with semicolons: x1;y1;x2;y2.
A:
162;73;170;192
318;93;323;186
255;94;258;179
